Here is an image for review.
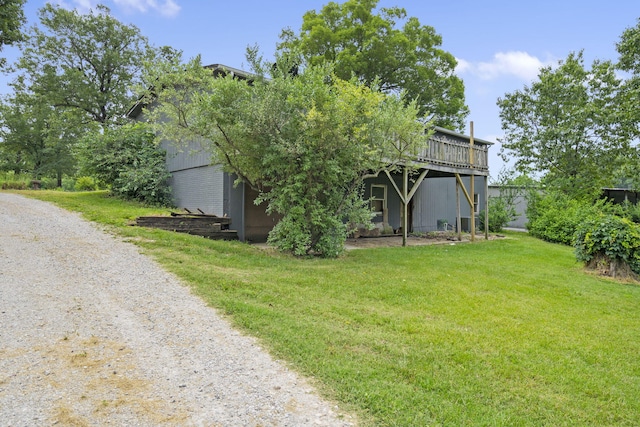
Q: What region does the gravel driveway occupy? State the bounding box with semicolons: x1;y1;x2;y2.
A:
0;193;354;426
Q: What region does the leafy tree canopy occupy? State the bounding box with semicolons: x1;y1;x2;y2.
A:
14;3;174;126
0;89;92;183
78;122;173;206
498;51;632;199
146;52;430;256
617;17;640;76
277;0;468;130
616;18;640;190
0;0;25;69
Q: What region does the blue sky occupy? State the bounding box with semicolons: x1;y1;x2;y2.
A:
2;0;639;176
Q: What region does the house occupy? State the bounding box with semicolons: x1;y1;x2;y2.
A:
129;64;493;242
602;188;639;205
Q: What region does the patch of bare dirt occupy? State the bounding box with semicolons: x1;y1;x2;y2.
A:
345;232;503;249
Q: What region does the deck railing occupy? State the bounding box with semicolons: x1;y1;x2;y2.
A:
416;135;489;171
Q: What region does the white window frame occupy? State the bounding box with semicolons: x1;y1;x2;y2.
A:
371;184;387;223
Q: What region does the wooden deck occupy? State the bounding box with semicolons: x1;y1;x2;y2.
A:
409;127;492;176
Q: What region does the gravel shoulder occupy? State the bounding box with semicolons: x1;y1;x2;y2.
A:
0;193;355;426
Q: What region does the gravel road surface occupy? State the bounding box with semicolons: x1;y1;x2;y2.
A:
0;193;355;426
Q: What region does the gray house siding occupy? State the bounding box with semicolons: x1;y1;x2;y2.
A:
363;174;486;233
488;185;529;229
162;138;212;171
168;165;225;216
160;137;226;216
413;176;484;233
413;178;455;233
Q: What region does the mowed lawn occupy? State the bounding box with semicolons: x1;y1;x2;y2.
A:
17;191;640;426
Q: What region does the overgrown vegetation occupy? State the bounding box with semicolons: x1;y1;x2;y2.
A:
79;123;173;206
526;191;606;245
13;190;640;426
479;183;522;232
0;171;28;189
574;214;640;278
525;190;640;279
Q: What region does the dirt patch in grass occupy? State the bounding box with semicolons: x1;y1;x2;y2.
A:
344;232;503;249
585;253;640;283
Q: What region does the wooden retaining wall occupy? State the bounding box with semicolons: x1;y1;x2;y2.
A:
135;214;238;240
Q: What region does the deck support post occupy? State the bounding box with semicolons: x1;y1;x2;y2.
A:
485;175;489;240
456;180;462;241
469;122;475;242
454;173;475;239
385;167;429;247
403;167;408;247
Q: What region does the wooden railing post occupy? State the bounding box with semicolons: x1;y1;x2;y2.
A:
470;122;475;242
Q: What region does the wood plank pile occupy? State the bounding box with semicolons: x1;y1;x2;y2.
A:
135;209;238;240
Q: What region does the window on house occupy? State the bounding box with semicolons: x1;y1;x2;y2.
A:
371;184;387;223
474;193;480;215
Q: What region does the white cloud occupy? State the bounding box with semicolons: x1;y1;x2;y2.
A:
455;57;471;75
55;0;97;14
54;0;180;17
458;51;554;82
113;0;181;17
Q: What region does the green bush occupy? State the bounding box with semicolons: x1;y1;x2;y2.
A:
74;176;98;191
574;215;640;277
527;191;619;245
619;201;640;224
0;172;29;189
479;196;517;232
630;203;640;224
61;177;76;192
80;123;173;206
1;181;27;190
526;192;583;244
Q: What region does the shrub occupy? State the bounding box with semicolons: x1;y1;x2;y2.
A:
526;192;583;244
0;172;29;190
80;123;173;206
479;196;517;232
620;201;640;224
1;181;27;190
574;215;640;278
61;177;77;192
630;203;640;224
527;191;619;245
74;176;98;191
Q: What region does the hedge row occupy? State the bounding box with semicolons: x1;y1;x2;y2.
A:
526;191;640;278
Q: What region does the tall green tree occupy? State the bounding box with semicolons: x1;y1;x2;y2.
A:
277;0;468;129
15;3;166;126
147;54;430;257
497;52;631;198
616;18;640;190
0;90;90;184
0;0;25;69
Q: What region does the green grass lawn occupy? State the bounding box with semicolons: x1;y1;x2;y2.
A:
13;190;640;426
